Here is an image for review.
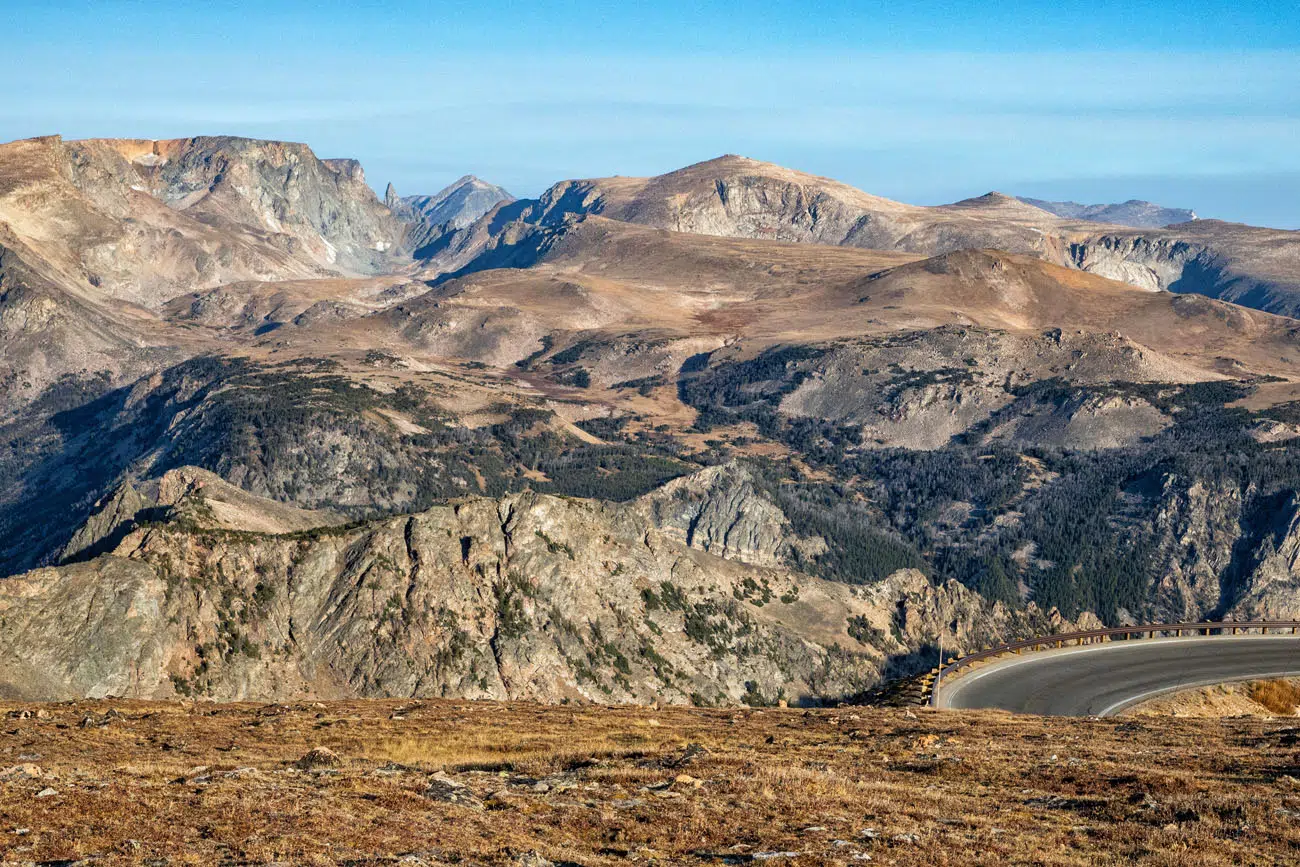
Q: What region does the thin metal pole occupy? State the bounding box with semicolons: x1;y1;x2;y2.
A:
933;630;943;708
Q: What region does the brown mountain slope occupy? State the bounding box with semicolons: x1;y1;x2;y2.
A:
420;156;1072;275
373;217;1300;386
0;225;179;405
526;156;1070;257
10;135;1300;686
852;249;1300;381
0;136;321;309
221;216;1300;458
429;154;1300;317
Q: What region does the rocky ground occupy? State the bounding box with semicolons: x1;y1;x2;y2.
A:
0;699;1297;865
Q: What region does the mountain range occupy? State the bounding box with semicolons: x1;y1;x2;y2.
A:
1016;197;1197;228
4;134;1300;703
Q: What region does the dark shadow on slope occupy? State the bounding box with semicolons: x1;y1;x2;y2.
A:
0;358;243;577
423;219;562;289
1211;489;1295;620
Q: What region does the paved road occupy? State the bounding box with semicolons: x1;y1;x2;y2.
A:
935;636;1300;716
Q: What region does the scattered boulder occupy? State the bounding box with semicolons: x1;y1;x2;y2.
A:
424;775;483;810
295;746;341;770
515;854;555;867
0;764;46;781
661;742;708;769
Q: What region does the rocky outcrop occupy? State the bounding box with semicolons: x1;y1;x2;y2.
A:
59;481;149;563
1146;476;1245;621
634;462;826;567
1226;494;1300;620
58;467;346;566
0;468;1077;703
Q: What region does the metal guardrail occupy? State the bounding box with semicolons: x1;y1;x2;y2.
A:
923;620;1300;707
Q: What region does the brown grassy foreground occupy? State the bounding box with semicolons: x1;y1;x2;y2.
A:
1;700;1299;865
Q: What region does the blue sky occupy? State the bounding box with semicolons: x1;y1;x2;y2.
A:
3;0;1299;226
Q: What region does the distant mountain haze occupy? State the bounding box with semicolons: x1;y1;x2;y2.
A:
386;175;515;259
386;176;514;230
1017;197;1198;228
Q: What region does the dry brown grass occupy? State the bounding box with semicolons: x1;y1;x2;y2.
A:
1248;679;1300;715
1;699;1299;865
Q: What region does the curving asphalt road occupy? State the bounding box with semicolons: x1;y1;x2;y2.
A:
935;636;1300;716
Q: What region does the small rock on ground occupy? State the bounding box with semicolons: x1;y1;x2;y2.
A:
295;746;342;769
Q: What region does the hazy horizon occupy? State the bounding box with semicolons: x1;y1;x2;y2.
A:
5;1;1298;227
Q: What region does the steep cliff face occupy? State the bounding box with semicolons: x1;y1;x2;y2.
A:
0;466;1077;703
634;463;828;567
1145;476;1245;621
0;135;410;315
84;137;409;276
1069;234;1221;294
1071;222;1300;317
1225;494;1300;620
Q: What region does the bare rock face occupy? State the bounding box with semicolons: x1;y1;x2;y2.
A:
634;462;825;567
59;481;149;563
0;468;1065;704
1147;476;1244;621
1069;234;1218;294
1069;222;1300;318
95;137;408;276
1227;494;1300;619
0;135;408;313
